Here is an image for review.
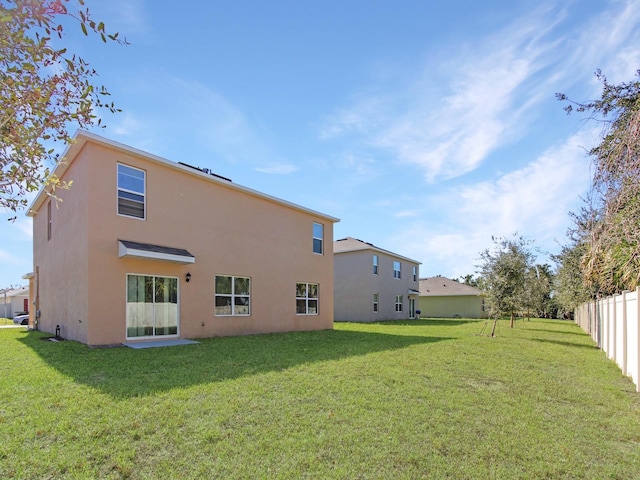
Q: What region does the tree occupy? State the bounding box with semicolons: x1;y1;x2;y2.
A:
552;241;593;317
557;69;640;295
1;0;126;218
522;263;554;319
477;234;535;335
456;274;482;288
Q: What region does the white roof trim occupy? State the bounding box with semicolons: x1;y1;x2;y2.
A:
28;130;340;224
333;237;421;264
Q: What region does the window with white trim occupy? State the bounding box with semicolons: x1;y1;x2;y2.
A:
117;163;146;219
215;275;251;316
296;282;318;315
373;293;379;312
393;261;401;279
413;266;417;281
373;255;378;274
312;222;323;254
395;295;403;312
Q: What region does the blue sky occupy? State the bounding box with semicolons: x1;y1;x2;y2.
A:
2;0;640;289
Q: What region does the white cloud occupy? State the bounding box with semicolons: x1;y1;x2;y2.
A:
394;210;419;218
320;1;640;185
105;75;277;167
162;78;254;156
0;249;18;264
319;6;568;182
111;113;144;137
456;131;594;240
98;0;149;36
11;219;33;240
255;163;298;175
319;94;391;140
552;0;640;94
388;129;595;277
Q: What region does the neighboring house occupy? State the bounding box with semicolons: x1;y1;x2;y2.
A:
333;237;421;322
27;131;339;346
0;285;29;318
418;276;487;318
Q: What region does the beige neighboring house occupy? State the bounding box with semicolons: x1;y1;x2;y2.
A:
27;130;339;346
0;285;29;318
418;276;487;319
334;237;421;322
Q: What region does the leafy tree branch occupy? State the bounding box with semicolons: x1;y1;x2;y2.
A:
1;0;127;219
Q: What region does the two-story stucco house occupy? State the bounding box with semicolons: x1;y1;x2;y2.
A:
333;237;421;322
27;131;339;346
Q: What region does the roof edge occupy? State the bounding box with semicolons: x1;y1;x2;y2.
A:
333;237;421;264
28;130;340;224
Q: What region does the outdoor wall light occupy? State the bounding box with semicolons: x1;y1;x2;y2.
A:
186;272;192;283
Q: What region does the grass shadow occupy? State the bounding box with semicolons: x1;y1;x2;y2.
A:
527;327;588;337
528;337;599;350
392;318;483;327
19;328;452;399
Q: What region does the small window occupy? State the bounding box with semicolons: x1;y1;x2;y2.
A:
395;295;403;312
47;201;52;241
373;293;379;313
117;163;146;219
412;266;417;281
373;255;378;275
393;261;401;279
296;282;318;315
215;275;251;316
312;223;323;254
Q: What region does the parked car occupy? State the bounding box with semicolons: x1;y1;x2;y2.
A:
13;313;29;325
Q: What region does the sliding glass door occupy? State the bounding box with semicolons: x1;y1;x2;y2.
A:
126;274;178;338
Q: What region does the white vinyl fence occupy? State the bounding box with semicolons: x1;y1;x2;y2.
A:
575;288;640;392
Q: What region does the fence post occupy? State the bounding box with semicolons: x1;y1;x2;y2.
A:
637;287;640;393
597;299;602;349
621;290;627;376
612;295;617;361
606;297;611;354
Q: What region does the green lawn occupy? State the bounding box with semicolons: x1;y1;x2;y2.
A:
1;319;639;479
0;317;14;326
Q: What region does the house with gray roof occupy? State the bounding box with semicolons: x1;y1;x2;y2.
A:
418;276;487;318
334;237;421;322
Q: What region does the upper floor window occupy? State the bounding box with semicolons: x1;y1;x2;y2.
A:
413;266;417;281
215;275;251;316
393;261;401;279
117;163;146;219
312;222;323;255
373;255;378;274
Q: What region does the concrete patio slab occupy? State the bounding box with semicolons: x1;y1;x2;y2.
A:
124;339;199;349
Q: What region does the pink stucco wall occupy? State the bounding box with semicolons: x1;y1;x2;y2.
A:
30;133;337;346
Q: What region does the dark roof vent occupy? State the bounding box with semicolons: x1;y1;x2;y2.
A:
178;162;232;182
